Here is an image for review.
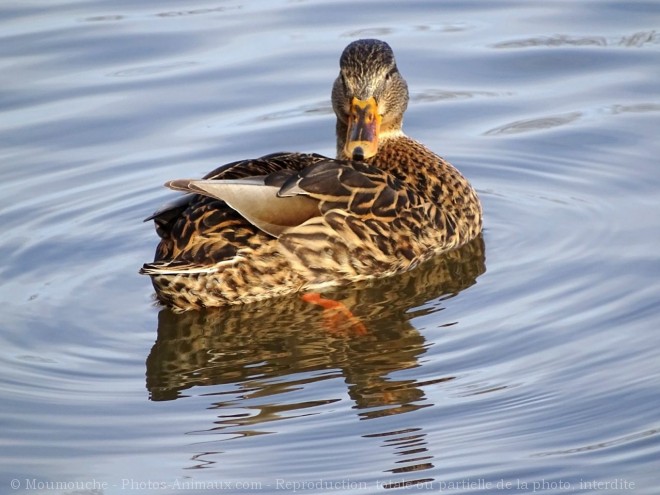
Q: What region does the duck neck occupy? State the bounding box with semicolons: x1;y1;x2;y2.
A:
335;118;349;160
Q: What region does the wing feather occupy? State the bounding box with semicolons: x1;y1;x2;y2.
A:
146;152;416;272
278;160;411;218
164;177;320;238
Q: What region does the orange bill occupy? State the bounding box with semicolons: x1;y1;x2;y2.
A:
345;96;381;161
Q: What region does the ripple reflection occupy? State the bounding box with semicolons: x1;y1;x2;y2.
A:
493;31;659;49
484;112;582;136
146;236;486;478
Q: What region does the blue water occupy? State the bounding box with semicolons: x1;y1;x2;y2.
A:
1;1;659;494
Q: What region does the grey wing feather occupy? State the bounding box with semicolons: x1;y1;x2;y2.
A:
165;177;320;237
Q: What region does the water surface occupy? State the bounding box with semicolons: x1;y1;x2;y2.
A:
1;1;659;494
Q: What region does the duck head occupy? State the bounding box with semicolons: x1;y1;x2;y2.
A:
332;39;409;161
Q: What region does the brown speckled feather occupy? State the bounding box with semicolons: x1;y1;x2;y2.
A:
146;152;328;264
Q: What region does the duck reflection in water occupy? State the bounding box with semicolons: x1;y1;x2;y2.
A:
145;235;485;480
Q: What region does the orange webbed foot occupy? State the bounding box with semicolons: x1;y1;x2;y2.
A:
301;292;367;336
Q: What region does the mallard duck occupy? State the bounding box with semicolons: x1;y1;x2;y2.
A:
141;39;482;311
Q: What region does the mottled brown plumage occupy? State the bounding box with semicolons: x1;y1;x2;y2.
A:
141;39;482;311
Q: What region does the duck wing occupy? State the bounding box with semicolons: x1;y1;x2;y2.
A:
165;176;319;238
144;152;329;264
164;158;419;279
277;159;411;218
165;158;413;237
144;152;328;227
274;160;421;278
